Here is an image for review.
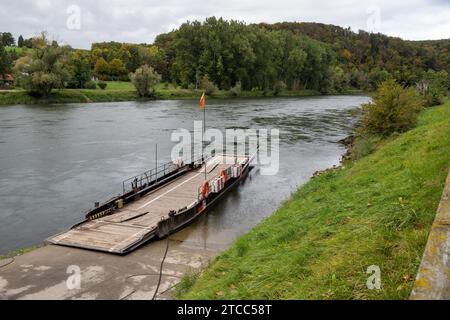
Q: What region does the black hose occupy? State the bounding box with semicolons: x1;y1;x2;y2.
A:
0;257;14;269
119;236;173;301
152;235;170;300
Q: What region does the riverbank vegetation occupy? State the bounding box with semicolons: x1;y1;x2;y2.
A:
0;20;448;104
0;84;321;105
176;90;450;299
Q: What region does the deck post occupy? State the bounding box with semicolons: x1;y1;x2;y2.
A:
155;143;158;183
203;102;207;181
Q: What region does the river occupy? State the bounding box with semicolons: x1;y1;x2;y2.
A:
0;95;370;255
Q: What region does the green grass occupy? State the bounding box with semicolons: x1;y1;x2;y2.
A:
0;89;139;104
102;81;135;90
177;99;450;300
0;81;322;105
4;46;31;55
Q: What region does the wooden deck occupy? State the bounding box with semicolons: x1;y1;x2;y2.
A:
48;155;248;253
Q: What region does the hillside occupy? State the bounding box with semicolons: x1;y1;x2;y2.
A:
177;99;450;299
260;22;450;82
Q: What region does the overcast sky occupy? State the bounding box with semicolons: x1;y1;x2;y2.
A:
1;0;449;49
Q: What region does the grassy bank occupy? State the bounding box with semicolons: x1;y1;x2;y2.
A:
0;89;139;105
0;82;323;105
177;99;450;300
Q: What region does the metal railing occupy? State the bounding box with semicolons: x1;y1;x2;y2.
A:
121;152;210;194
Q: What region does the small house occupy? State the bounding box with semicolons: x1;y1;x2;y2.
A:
0;74;14;88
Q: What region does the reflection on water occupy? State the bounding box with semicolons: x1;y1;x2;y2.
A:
0;96;370;254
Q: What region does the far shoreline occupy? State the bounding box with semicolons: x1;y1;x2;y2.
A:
0;87;367;106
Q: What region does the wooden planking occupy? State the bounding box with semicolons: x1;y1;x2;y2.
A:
101;210;148;223
48;155;249;253
50;221;150;252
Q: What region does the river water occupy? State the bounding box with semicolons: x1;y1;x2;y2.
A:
0;96;370;255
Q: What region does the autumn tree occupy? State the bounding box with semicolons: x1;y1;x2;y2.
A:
94;57;109;79
109;58;127;79
361;80;423;135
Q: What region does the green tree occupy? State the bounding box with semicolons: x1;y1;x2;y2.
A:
23;38;33;48
0;32;15;46
129;64;161;97
68;50;92;88
18;35;24;48
0;43;12;78
368;69;392;90
350;68;368;89
286;47;307;90
330;66;349;93
361;79;423;135
13;33;70;98
139;45;167;76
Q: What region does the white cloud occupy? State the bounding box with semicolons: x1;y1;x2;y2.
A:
0;0;448;49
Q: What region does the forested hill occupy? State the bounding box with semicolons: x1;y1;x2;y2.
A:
259;22;450;79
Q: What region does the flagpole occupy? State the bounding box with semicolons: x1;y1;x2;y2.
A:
203;95;207;181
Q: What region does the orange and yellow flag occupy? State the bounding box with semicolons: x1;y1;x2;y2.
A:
198;92;206;109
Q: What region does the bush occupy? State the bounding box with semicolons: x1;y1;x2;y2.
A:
129;64;161;97
84;81;97;90
229;81;242;96
368;69;392;91
65;81;79;89
417;70;449;107
273;80;287;96
361;79;423;135
350;68;369;90
200;75;217;95
331;66;350;93
97;81;107;90
350;135;381;160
